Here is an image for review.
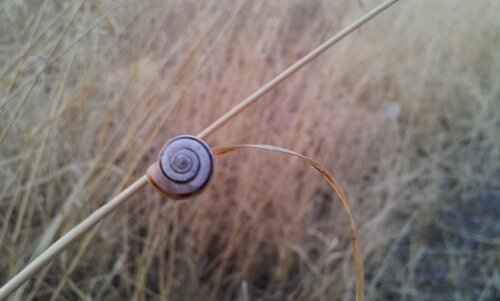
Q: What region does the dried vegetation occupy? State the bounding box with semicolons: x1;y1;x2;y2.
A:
0;0;499;300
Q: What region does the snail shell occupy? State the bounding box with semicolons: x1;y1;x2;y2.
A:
147;135;214;200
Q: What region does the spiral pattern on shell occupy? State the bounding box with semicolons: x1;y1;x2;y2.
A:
147;135;214;199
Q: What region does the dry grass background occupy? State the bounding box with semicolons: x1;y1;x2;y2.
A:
0;0;499;300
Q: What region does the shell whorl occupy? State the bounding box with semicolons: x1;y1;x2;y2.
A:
147;135;214;199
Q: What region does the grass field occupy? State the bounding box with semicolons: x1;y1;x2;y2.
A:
1;0;499;300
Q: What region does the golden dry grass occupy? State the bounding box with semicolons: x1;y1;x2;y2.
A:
1;0;499;300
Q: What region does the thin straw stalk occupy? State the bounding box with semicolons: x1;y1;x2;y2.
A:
213;145;365;301
0;176;149;300
197;0;400;139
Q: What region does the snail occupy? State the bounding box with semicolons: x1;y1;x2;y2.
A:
146;135;214;199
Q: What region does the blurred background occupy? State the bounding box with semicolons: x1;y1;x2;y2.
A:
0;0;499;300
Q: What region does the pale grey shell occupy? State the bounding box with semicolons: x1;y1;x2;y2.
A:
151;135;214;199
